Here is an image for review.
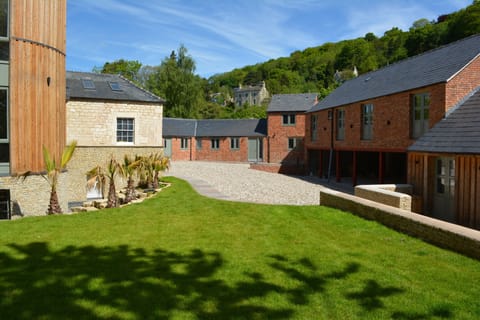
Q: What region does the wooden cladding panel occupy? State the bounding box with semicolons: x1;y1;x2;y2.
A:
456;155;480;229
407;153;424;195
9;41;66;174
10;0;67;52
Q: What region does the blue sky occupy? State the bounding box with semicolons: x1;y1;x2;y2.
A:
67;0;472;78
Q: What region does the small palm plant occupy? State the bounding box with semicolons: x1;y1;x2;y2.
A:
121;155;141;203
20;141;77;214
137;154;155;190
87;156;122;208
152;153;170;189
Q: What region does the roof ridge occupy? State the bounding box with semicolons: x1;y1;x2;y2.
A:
353;34;480;81
118;74;165;102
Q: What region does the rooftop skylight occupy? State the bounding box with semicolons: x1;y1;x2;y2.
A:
81;79;95;89
109;81;122;91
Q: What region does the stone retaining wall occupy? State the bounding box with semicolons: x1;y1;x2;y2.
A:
320;189;480;260
67;146;165;203
354;184;413;211
0;173;69;218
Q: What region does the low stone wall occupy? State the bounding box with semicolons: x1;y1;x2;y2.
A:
67;146;164;203
0;173;69;218
354;184;412;211
320;189;480;260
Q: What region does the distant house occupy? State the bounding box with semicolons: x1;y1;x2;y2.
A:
66;71;164;201
233;81;269;106
251;93;318;174
408;88;480;229
163;118;267;162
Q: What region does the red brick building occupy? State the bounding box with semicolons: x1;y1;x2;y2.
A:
304;34;480;227
163;118;266;163
409;88;480;229
254;93;317;174
305;35;480;185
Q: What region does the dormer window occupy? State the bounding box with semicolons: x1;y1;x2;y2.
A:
81;79;95;90
109;81;122;91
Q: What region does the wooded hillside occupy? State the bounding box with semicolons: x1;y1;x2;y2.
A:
99;1;480;119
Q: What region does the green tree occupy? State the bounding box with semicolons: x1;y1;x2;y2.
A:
446;1;480;41
98;59;142;83
146;45;203;118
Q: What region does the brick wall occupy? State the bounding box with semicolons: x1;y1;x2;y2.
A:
446;56;480;109
267;112;306;164
67;100;163;146
195;137;250;162
305;83;448;152
166;137;194;161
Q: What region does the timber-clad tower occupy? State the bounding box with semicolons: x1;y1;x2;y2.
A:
3;0;67;174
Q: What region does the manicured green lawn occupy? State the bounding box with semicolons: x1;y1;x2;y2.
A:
0;177;479;319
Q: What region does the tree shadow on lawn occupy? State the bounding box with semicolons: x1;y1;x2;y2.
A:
0;243;452;319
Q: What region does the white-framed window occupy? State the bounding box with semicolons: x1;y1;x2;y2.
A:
211;138;220;150
116;118;134;143
196;139;202;149
282;114;296;126
361;104;373;140
336;109;345;140
412;93;430;138
230;137;240;150
180;138;189;149
288;137;302;150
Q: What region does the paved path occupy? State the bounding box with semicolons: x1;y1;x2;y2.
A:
165;161;349;205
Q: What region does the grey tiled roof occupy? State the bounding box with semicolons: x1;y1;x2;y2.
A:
267;93;318;112
67;71;164;103
163;118;267;137
408;88;480;154
309;34;480;112
163;118;197;137
196;119;266;137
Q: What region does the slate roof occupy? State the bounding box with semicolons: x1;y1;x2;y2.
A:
408;88;480;154
196;119;266;137
267;93;318;112
163;118;267;137
162;118;197;137
309;34;480;112
67;71;164;103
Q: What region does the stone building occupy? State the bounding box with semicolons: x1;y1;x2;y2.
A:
233;81;269;106
66;71;164;202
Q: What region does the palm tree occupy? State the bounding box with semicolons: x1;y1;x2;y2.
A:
87;156;122;208
152;153;170;189
137;154;155;190
121;155;141;203
23;141;77;214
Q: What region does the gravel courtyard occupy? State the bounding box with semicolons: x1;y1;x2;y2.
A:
165;161;332;205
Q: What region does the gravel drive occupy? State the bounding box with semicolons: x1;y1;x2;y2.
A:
165;161;333;205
